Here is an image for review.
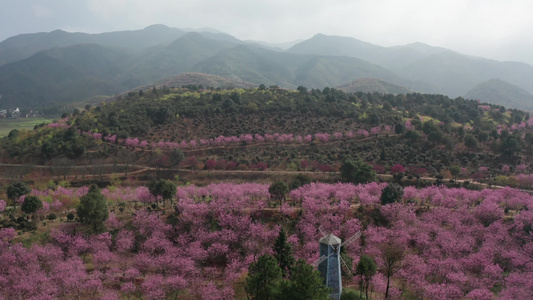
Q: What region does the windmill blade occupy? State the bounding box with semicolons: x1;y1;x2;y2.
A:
341;231;361;248
312;255;328;267
312;249;336;268
318;225;327;238
340;255;353;278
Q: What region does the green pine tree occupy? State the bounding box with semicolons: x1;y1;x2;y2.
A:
341;157;376;184
269;180;289;206
76;185;109;232
281;259;330;300
246;254;282;300
355;255;377;299
273;227;295;278
21;195;43;215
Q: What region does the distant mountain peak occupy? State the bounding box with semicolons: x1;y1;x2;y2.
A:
406;41;430;47
143;24;171;30
50;29;68;34
464;78;533;110
391;42;450;56
308;33;364;42
1;25;533;111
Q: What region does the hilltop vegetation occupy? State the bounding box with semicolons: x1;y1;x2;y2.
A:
2;86;533;186
151;73;257;91
337;78;412;95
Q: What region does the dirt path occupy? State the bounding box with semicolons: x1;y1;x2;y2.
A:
1;163;532;194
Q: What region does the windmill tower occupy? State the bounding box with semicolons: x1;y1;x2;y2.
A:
313;226;361;300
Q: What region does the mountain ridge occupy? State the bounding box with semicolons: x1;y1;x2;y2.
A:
1;26;533;111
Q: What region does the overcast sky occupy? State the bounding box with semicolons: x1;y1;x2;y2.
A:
1;0;532;65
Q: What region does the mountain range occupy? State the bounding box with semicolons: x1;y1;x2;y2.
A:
1;24;532;111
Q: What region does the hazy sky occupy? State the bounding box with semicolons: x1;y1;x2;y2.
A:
1;0;533;64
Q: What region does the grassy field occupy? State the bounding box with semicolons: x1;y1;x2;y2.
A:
0;117;54;137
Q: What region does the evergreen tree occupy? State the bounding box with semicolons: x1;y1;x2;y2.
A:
450;165;461;180
273;227;295;278
355;255;377;299
500;135;522;159
21;195;42;215
6;181;31;206
525;132;533;149
341;157;376;184
246;254;282;300
281;259;330;300
148;179;177;206
394;123;404;134
290;174;312;190
76;185;109;232
380;183;404;205
464;134;478;149
269;180;289;206
169;148;185;171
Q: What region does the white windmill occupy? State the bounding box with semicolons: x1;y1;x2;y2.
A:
312;226;361;300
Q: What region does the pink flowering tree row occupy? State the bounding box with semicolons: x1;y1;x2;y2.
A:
81;126;394;151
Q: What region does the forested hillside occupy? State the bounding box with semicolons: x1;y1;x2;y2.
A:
3;86;532;187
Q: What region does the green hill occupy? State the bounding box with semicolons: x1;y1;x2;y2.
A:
0;33;243;108
129;72;258;92
192;44;307;88
123;32;239;85
194;44;407;89
294;56;405;88
3;87;532;178
465;79;533;111
0;44;132;108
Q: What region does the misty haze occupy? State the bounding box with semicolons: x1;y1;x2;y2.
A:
1;1;533;300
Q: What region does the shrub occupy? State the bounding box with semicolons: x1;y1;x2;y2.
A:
341;289;363;300
380;183;404;205
22;221;38;232
21;196;43;215
67;212;75;221
269;180;289;205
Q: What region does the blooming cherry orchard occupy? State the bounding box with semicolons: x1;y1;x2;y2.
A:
1;182;533;298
